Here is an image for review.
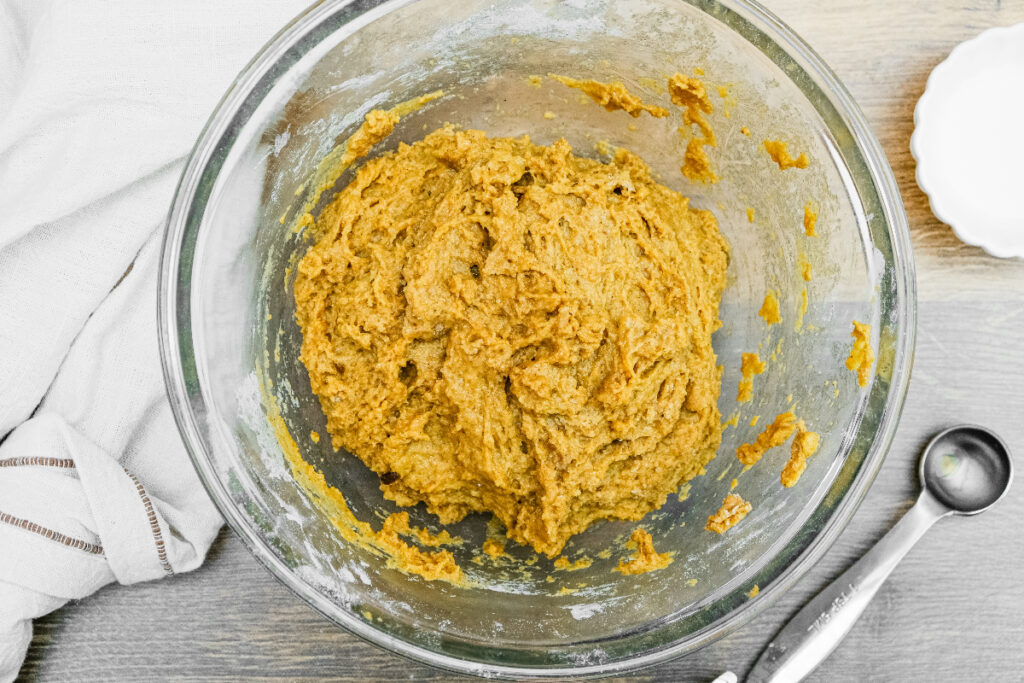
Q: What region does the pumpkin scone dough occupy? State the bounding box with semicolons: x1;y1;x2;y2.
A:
295;127;729;558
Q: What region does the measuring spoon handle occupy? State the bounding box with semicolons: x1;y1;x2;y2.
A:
747;491;951;683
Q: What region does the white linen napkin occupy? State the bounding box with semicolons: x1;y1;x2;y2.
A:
0;2;310;679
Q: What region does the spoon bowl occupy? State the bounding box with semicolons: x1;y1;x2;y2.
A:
920;425;1013;515
749;424;1013;682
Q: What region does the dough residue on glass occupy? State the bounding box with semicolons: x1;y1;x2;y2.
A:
669;73;718;183
296;91;444;221
615;528;673;575
759;291;782;325
846;320;874;387
482;538;506;558
795;288;808;331
736;411;798;466
799;256;813;282
763;139;809;170
803;201;818;236
263;390;466;585
781;422;821;487
554;556;593;572
340;109;399;168
737;352;765;403
706;493;752;534
549;74;669;118
716;84;733;118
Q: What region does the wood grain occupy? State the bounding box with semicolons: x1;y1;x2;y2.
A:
17;1;1024;681
778;0;1024;303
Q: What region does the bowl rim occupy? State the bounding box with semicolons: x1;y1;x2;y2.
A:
158;0;917;677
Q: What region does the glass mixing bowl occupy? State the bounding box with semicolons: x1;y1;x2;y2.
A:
159;0;915;677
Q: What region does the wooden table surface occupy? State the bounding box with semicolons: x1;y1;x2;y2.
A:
18;1;1024;681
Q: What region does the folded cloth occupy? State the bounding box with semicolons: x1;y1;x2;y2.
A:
0;2;310;679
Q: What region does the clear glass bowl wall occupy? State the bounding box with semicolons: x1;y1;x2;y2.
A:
160;0;914;677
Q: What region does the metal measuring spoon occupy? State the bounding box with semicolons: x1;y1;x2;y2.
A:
747;425;1013;683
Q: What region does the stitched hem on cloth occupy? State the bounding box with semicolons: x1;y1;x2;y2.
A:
0;456;75;468
0;510;105;555
123;469;174;576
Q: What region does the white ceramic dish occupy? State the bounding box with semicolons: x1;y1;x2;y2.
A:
912;22;1024;259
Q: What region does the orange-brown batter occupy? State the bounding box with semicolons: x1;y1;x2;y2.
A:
763;139;809;170
482;538;506;558
759;291;782;325
295;126;729;558
803;201;818;236
781;422;821;487
615;528;673;575
736;411;798;466
340;109;399;168
549;74;669;118
706;493;752;534
670;74;718;183
847;320;874;388
800;257;813;282
737;352;765;403
553;556;593;572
